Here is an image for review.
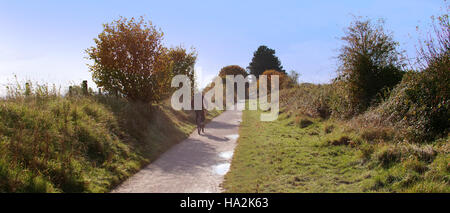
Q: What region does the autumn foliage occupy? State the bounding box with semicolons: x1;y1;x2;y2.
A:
168;46;197;89
87;17;196;103
261;69;291;89
218;65;247;78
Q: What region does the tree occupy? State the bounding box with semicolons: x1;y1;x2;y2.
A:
217;65;249;104
168;46;197;94
218;65;247;78
335;17;405;114
86;17;172;103
247;45;285;78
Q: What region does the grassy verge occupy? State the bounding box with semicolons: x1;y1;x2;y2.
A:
223;108;449;192
0;94;220;192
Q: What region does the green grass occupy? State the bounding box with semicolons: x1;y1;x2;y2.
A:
223;108;449;192
0;94;220;193
223;109;371;192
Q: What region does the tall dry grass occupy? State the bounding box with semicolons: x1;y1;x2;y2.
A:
0;81;218;192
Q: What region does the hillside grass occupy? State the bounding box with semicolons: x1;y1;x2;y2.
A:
223;105;449;192
0;93;220;192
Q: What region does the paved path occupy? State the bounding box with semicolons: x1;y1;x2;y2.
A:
113;109;242;193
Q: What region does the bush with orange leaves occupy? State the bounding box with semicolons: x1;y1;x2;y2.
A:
218;65;248;78
87;17;196;103
260;69;292;90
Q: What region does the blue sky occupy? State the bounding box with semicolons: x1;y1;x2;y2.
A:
0;0;445;95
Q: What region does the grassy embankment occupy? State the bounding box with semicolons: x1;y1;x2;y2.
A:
223;86;449;192
0;87;220;192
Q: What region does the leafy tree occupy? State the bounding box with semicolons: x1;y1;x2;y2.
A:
247;45;285;78
217;65;249;104
218;65;247;78
335;17;405;114
168;46;197;94
86;17;172;103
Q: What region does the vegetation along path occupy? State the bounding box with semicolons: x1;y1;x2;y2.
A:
223;109;372;192
113;108;242;193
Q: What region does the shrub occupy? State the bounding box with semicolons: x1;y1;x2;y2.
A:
86;17;172;103
353;14;449;142
219;65;248;78
374;13;449;141
167;46;197;94
203;65;250;107
335;17;405;115
261;70;292;90
279;83;332;118
377;70;449;142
